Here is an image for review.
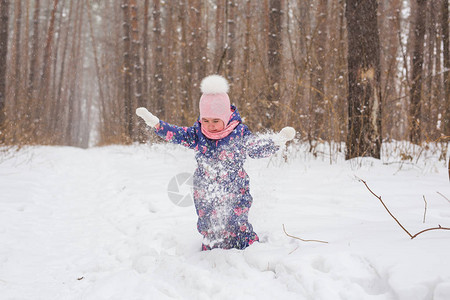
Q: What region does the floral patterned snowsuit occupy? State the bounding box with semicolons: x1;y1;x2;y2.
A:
154;106;278;250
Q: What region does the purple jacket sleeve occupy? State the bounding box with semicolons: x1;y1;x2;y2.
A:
154;120;199;149
242;126;279;159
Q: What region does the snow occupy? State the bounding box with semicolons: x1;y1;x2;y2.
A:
0;142;449;300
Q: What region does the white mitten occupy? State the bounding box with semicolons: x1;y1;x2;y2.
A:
136;107;160;127
275;126;296;147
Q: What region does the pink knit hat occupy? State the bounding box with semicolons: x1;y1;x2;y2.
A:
199;75;232;125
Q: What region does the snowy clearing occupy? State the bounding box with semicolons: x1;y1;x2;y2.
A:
0;143;449;300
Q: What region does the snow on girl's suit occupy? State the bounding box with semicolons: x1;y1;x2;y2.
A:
154;106;278;250
136;75;295;250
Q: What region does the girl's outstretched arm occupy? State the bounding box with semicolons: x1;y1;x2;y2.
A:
242;126;278;159
136;107;199;149
154;121;199;149
244;126;296;159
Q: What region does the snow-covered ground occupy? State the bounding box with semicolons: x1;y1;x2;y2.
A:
0;142;449;300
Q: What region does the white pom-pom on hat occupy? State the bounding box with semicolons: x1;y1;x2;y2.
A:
200;75;229;94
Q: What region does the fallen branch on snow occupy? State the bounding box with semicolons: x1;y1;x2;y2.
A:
359;179;450;239
423;195;427;224
282;224;328;244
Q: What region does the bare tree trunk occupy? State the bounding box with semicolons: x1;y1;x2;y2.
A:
292;0;312;137
121;0;133;141
242;0;252;97
48;0;65;141
142;0;149;105
87;0;106;129
179;0;192;125
23;0;30;91
197;0;207;83
38;0;59;137
285;0;300;129
311;0;328;139
345;0;382;159
226;0;236;85
424;1;438;139
262;0;269;66
54;0;73;136
188;0;199;114
54;1;68;96
100;1;126;142
336;0;347;143
66;0;84;146
443;0;450;136
267;0;282;129
409;0;426;144
0;0;9;138
379;0;402;140
13;0;22;105
153;0;164;117
214;0;225;73
129;0;143;141
27;0;39;100
74;1;85;146
164;2;175;121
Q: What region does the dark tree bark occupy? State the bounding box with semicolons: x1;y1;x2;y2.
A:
187;0;204;116
196;0;207;84
345;0;382;159
179;0;191;125
36;0;59;140
409;0;426;144
311;0;328;139
54;0;73;134
66;0;84;146
379;0;402;140
129;0;144;142
0;0;9;136
442;0;450;136
163;2;176;121
242;0;252;96
153;0;164;117
142;0;149;105
129;0;143;106
226;0;236;84
214;0;225;73
121;0;133;141
13;0;22;105
267;0;282;129
38;0;59;106
27;0;39;100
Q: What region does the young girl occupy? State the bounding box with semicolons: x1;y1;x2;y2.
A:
136;75;295;250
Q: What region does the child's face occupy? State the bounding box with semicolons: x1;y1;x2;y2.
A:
201;118;225;133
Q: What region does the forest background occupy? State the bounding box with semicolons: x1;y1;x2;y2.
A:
0;0;448;160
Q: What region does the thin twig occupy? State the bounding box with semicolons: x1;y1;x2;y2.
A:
288;246;299;255
359;179;413;238
422;195;427;224
437;191;450;204
282;224;328;244
360;179;450;239
411;225;450;239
